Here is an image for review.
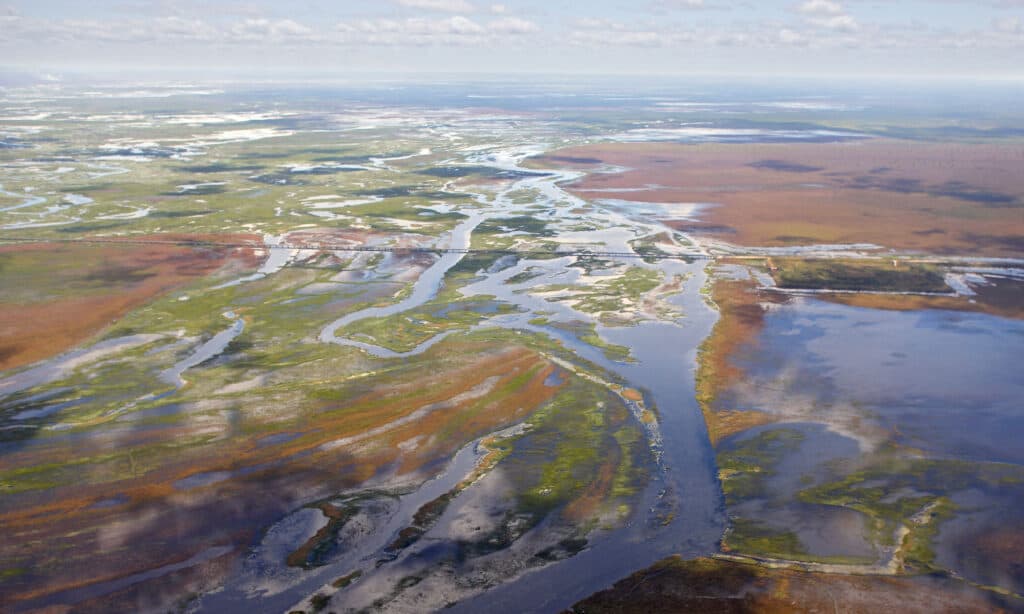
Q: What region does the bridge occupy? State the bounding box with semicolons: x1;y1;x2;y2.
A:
0;236;716;262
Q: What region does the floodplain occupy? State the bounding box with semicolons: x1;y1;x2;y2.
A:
0;79;1021;613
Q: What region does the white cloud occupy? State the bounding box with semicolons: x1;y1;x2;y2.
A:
487;17;539;34
334;15;537;45
490;4;506;13
797;0;844;16
571;29;669;46
809;14;859;31
575;17;619;30
228;18;313;42
153;16;220;40
396;0;476;12
778;28;807;45
570;19;679;46
2;3;1023;60
796;0;858;32
649;0;707;11
993;16;1021;32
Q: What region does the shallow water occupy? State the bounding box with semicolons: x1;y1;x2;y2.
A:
159;319;244;387
0;183;47;212
319;212;484;349
199;142;726;613
198;432;489;611
0;334;162;398
736;298;1024;464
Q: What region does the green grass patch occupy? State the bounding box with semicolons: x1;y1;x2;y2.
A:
772;258;948;293
717;428;805;503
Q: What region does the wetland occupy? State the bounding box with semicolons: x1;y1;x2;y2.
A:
0;79;1021;613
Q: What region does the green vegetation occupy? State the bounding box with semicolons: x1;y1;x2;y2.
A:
505;268;545;285
717;428;805;503
546;320;634;362
797;456;1024;562
531;266;665;325
510;377;646;517
771;258;949;293
331;570;362;589
628;232;677;264
477;215;555;237
286;502;361;569
726;518;806;559
902;497;955;569
341;297;516;353
576;267;661;313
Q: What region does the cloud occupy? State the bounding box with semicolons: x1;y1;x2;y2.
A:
648;0;710;12
487;17;539;34
797;0;844;16
571;29;670;46
490;4;506;13
993;16;1021;32
335;15;537;45
808;14;859;32
1;3;1022;59
778;28;808;45
796;0;859;32
153;16;220;40
227;18;313;42
570;18;685;47
396;0;476;12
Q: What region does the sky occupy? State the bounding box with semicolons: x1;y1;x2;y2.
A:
1;0;1023;79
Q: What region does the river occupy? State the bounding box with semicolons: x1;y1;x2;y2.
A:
303;143;720;611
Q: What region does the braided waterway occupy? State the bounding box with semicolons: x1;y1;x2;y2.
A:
196;141;723;612
307;145;719;611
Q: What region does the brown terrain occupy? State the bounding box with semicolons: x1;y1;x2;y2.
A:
696;279;785;445
569;556;1012;613
0;341;562;612
819;279;1024;320
536;140;1024;257
0;234;261;371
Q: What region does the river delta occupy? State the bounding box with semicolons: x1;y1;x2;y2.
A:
0;80;1022;612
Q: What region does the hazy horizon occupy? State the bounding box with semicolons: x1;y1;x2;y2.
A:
3;0;1024;80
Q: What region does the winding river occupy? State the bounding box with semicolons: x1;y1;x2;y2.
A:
194;139;723;613
306;144;722;611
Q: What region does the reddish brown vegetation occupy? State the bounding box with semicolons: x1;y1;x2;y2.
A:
563;442;621;523
0;342;561;612
819;277;1024;320
0;234;260;371
539;141;1024;257
570;556;1011;613
696;280;781;445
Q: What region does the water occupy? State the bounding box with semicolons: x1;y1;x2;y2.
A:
736;298;1024;463
197;434;490;612
451;262;722;613
193;141;726;612
0;335;162;399
212;235;298;290
319;212;485;349
159;319;244;387
309;144;725;611
0;183;47;212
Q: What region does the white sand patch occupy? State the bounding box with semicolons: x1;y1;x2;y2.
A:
304;198;380;210
96;206;152;220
